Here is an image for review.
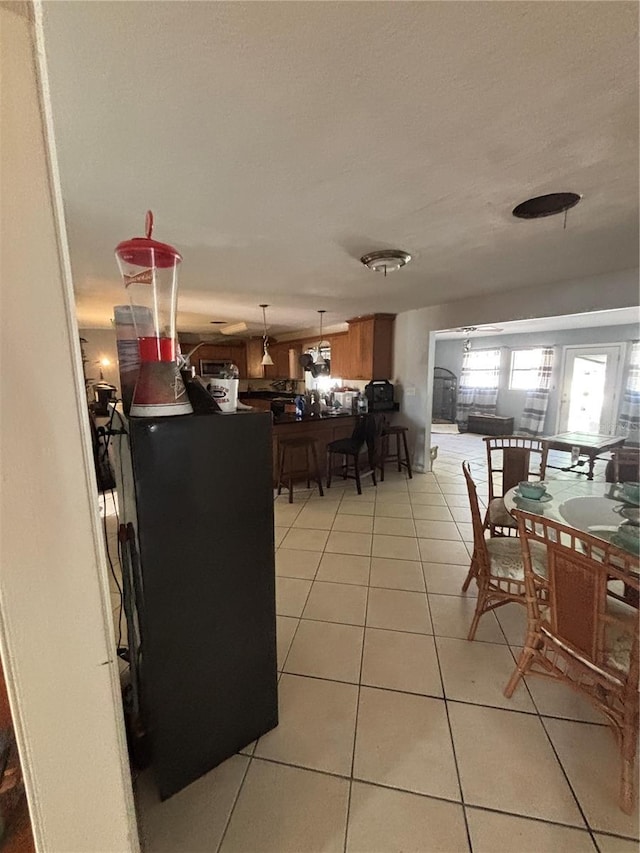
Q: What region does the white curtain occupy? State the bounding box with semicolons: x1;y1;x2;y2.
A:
617;342;640;442
456;349;500;429
519;348;554;437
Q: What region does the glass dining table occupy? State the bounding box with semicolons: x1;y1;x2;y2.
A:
504;480;640;605
504;480;639;554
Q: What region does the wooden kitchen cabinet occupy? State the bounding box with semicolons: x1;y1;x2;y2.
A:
246;338;266;379
232;346;247;378
264;343;287;380
346;314;395;380
327;333;350;379
192;343;247;377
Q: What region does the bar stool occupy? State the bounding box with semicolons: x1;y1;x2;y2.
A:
276;436;324;504
380;424;413;480
326;414;384;496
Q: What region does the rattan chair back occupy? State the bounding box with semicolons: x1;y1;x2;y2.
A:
506;510;639;813
463;460;490;570
613;447;640;485
484;436;548;504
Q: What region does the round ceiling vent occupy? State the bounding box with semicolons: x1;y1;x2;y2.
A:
360;250;412;275
512;192;581;219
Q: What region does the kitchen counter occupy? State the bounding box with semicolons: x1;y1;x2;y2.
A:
270;414;358;484
272;411;354;425
239;391;297;400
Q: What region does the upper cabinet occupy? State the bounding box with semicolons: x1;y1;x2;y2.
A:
247;339;303;380
264;343;290;380
327;333;350;378
345;314;395;380
189;342;247;377
246;338;265;379
184;313;394;382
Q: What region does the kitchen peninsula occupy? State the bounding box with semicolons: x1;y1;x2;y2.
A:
271;411;358;484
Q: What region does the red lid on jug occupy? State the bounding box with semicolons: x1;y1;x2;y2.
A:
115;211;182;269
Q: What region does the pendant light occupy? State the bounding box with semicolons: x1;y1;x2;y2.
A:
260;304;274;366
315;310;326;365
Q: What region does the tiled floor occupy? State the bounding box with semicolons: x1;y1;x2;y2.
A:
133;432;638;852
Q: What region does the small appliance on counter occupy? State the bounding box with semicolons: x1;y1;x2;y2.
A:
333;390;358;412
365;379;396;412
115;211;192;418
91;381;118;416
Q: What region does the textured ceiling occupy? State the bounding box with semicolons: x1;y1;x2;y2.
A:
42;1;639;333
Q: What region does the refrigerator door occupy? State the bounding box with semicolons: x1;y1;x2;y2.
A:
129;411;277;799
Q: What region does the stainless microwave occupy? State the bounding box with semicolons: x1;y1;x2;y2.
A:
199;359;229;376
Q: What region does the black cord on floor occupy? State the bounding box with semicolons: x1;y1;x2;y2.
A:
102;489;124;653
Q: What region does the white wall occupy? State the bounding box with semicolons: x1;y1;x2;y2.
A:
393;269;639;470
434;322;639;434
1;5;138;850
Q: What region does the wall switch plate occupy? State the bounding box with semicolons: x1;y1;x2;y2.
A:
405;386;416;396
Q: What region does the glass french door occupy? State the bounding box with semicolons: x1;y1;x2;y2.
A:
557;344;625;435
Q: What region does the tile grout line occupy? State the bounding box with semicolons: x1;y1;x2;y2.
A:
422;573;474;853
278;541;324;673
215;749;253;853
537;712;600;845
275;462;630;845
342;550;371;853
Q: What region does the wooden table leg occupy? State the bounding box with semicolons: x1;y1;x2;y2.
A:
401;429;413;479
311;442;324;497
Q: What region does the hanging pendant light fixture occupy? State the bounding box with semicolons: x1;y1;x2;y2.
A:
315;310;326;365
259;304;274;366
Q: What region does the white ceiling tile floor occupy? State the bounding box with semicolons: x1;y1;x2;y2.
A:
134;431;637;851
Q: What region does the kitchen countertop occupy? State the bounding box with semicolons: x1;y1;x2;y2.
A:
272;411;355;425
239;391;297;400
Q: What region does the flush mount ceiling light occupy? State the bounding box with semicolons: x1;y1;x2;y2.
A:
360;250;412;276
315;310;326;365
259;304;274;366
512;192;581;220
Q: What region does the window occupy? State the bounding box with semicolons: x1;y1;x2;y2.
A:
459;349;500;389
510;348;547;390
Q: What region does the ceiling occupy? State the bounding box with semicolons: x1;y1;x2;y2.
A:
42;2;639;334
434;306;640;339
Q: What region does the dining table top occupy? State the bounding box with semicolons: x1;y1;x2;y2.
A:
504;480;640;559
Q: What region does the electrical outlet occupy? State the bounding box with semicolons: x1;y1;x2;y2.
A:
405;386;416;396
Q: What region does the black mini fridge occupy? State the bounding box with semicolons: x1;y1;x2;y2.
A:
127;410;278;799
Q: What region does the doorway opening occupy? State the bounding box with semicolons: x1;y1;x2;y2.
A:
557;344;625;436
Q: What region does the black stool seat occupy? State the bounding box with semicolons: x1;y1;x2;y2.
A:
380;424;412;480
383;425;408;436
326;414;384;495
276;435;324;504
327;437;362;455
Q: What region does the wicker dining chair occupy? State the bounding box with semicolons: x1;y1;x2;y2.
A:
460;461;547;635
505;510;639;814
605;447;640;485
484;436;548;537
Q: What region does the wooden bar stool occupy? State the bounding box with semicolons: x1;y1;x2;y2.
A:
276;436;324;504
380;424;413;481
